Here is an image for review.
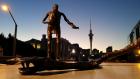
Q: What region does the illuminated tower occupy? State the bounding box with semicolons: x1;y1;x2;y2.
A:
89;19;93;54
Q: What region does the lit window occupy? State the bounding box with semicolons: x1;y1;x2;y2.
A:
32;43;35;48
37;44;41;49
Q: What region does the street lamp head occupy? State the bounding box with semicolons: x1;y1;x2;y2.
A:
83;54;85;57
72;49;76;54
1;4;9;12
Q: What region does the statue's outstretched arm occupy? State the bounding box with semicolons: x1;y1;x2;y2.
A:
62;13;79;29
61;13;70;24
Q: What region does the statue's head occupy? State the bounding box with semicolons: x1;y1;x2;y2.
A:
52;4;59;12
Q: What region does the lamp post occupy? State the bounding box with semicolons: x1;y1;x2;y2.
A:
1;4;17;57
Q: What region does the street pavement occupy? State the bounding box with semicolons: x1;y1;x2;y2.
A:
0;63;140;79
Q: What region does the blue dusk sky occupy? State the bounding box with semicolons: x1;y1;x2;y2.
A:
0;0;140;52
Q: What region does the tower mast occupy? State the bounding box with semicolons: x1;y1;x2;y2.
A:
89;19;94;54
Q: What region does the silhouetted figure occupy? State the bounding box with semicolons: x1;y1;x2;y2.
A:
42;4;79;60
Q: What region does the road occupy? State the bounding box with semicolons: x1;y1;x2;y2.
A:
0;63;140;79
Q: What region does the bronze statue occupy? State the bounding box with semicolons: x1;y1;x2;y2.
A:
42;4;79;60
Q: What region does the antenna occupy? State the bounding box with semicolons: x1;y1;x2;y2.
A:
90;18;91;30
90;18;92;32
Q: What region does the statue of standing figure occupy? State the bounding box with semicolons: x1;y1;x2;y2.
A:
42;4;79;60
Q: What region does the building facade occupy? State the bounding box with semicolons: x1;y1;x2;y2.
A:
26;34;78;60
106;46;113;53
26;39;41;49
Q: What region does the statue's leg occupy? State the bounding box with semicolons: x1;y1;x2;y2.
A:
26;61;30;68
56;32;61;60
47;27;52;59
21;61;25;68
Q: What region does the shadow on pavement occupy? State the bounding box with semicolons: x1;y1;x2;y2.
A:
30;65;103;76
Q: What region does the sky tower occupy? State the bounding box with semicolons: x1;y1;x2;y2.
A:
89;19;93;54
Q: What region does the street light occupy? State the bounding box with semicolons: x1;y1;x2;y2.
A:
1;4;17;57
1;5;9;12
82;54;85;57
72;49;76;54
